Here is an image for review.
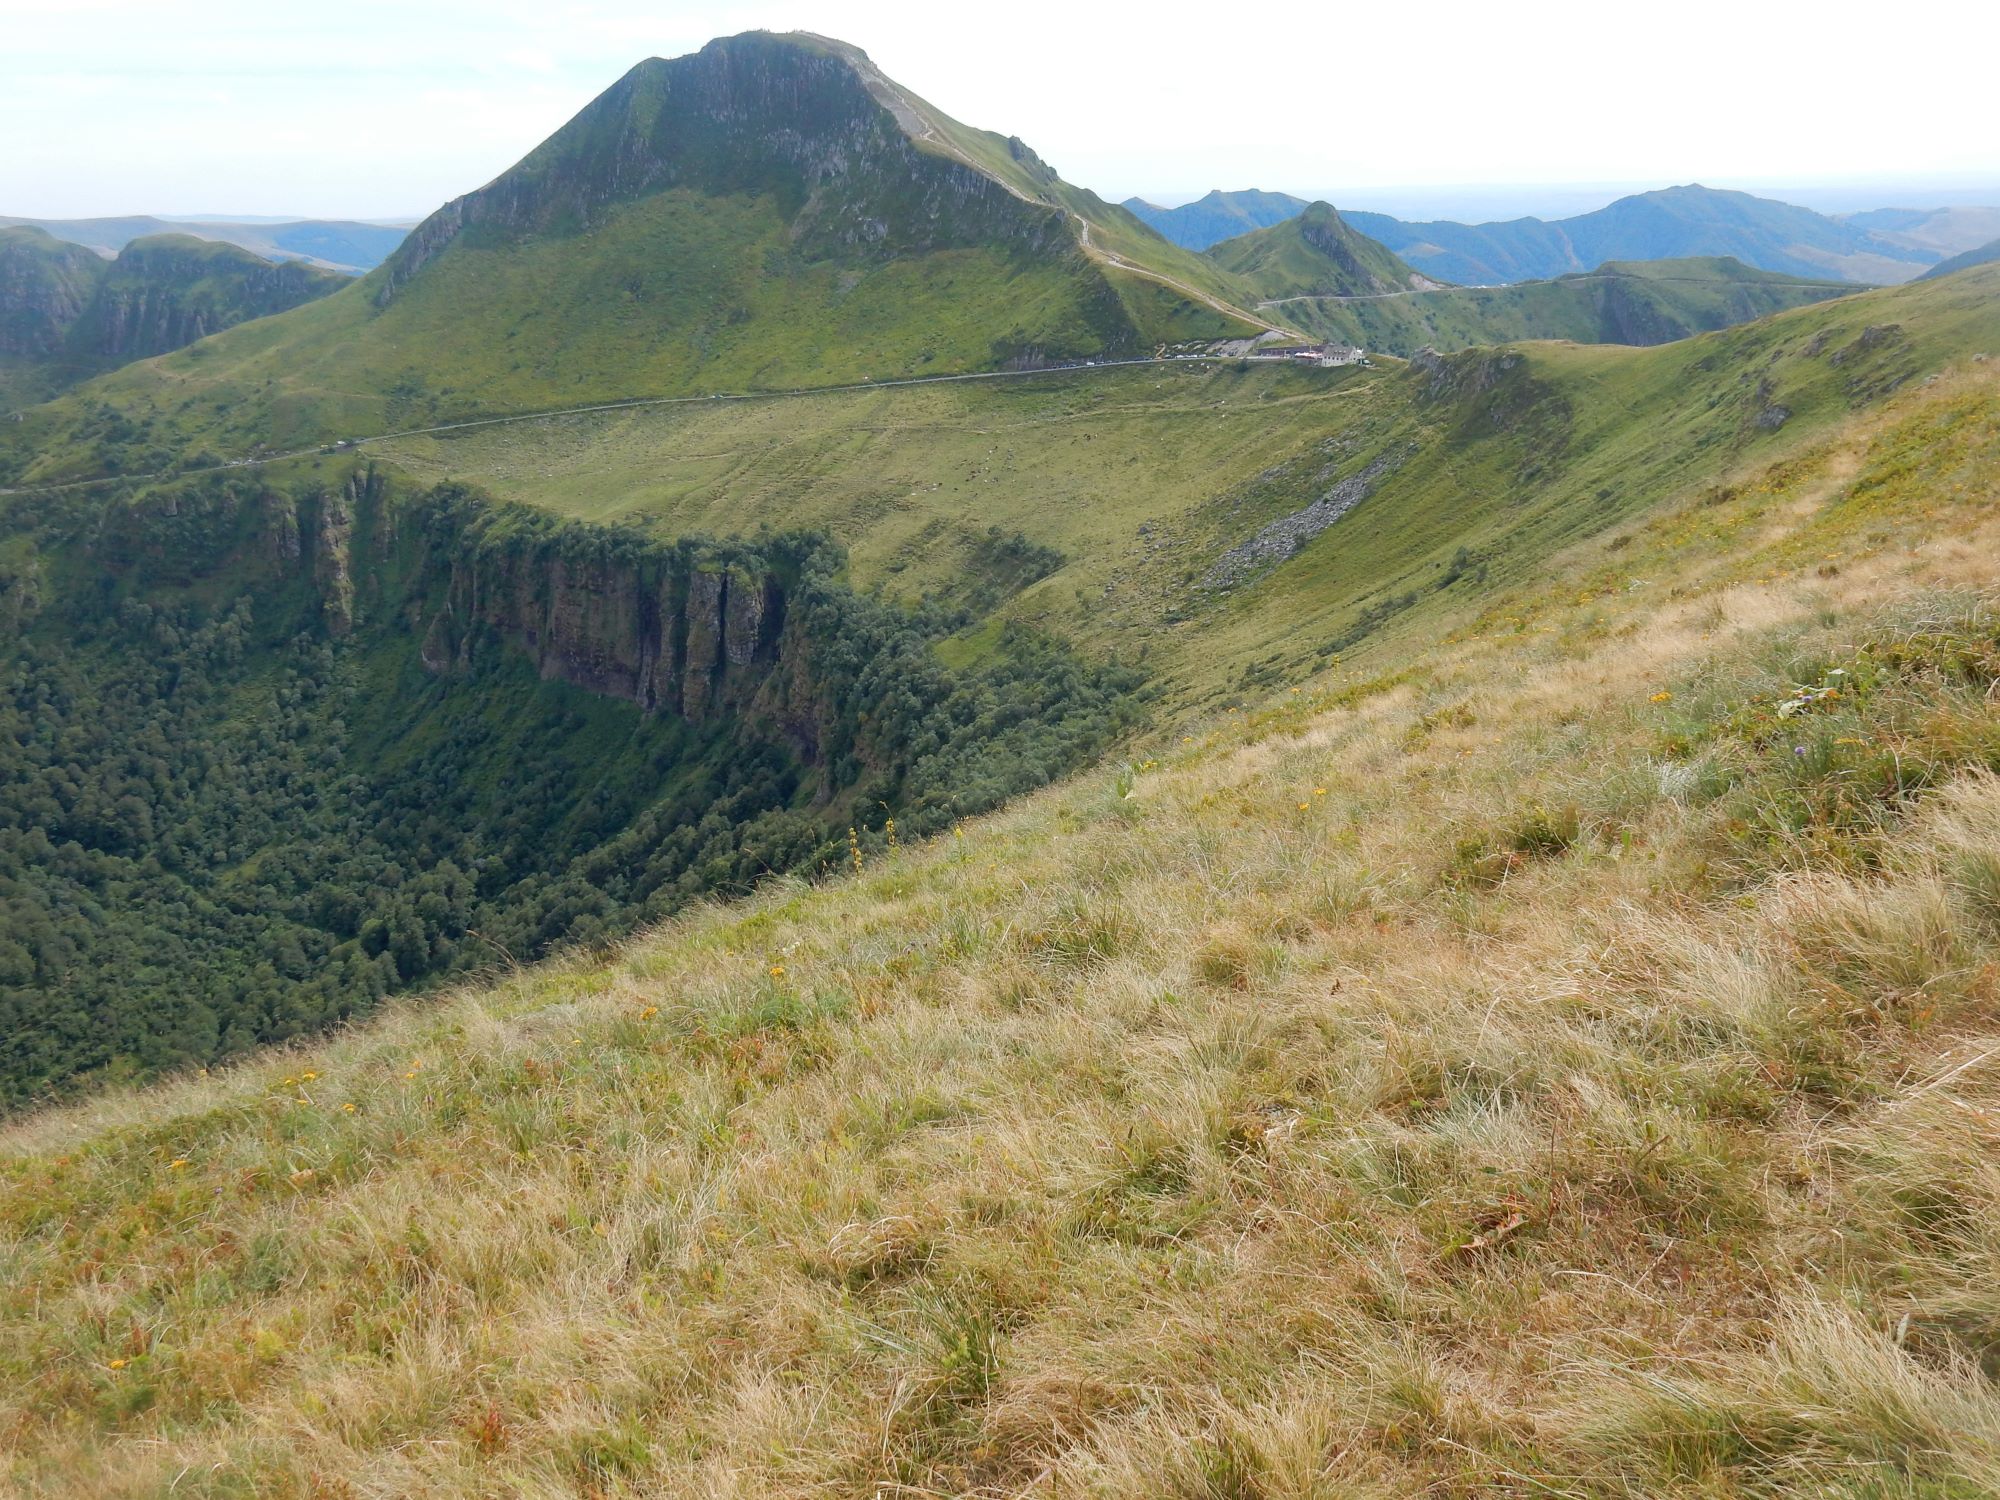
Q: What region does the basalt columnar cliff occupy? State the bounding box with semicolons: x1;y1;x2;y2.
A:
0;460;1137;1102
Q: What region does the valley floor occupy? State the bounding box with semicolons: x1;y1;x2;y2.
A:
4;364;2000;1496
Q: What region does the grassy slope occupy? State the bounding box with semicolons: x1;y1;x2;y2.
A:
4;335;1998;1496
888;84;1264;318
0;202;1253;485
1925;238;2000;280
5;192;1138;473
0;36;1268;485
365;267;2000;707
1266;256;1859;355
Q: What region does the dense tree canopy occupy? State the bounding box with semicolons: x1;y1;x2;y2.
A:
0;475;1143;1107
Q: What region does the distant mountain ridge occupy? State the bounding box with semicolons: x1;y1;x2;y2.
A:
1259;255;1856;356
1122;189;1311;249
1347;186;1937;285
1841;205;2000;259
0;215;411;274
1125;184;1977;285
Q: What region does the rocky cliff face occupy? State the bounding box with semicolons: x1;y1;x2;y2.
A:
0;229;344;371
1296;210;1400;296
373;488;837;770
0;228;105;357
77;236;346;359
375;31;1075;305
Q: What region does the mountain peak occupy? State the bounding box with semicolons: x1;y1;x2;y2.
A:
373;32;1081;304
1207;200;1431;299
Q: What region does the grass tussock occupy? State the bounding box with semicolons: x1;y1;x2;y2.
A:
2;362;2000;1496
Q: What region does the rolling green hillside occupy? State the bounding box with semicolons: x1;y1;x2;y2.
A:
0;34;1270;485
1205;202;1435;300
4;15;2000;1479
0;229;345;412
7;263;1992;1105
2;264;1997;1495
1264;256;1858;356
369;265;2000;695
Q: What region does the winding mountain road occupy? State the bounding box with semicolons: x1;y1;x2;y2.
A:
0;355;1267;499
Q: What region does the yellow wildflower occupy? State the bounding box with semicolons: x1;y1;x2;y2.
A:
1649;691;1673;703
169;1158;190;1170
769;964;785;979
107;1358;128;1370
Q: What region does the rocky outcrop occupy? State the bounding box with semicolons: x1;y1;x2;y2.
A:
262;489;302;564
0;227;104;357
404;506;794;744
1203;448;1409;591
78;236;345;360
0;228;343;371
313;481;356;637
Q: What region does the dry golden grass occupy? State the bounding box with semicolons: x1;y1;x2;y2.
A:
3;364;1999;1497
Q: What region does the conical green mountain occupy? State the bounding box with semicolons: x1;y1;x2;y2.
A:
3;33;1271;474
1206;201;1438;301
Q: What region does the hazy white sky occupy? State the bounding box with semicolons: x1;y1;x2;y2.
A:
4;0;1996;221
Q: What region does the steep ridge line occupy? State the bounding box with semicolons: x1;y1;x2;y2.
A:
837;44;1297;338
